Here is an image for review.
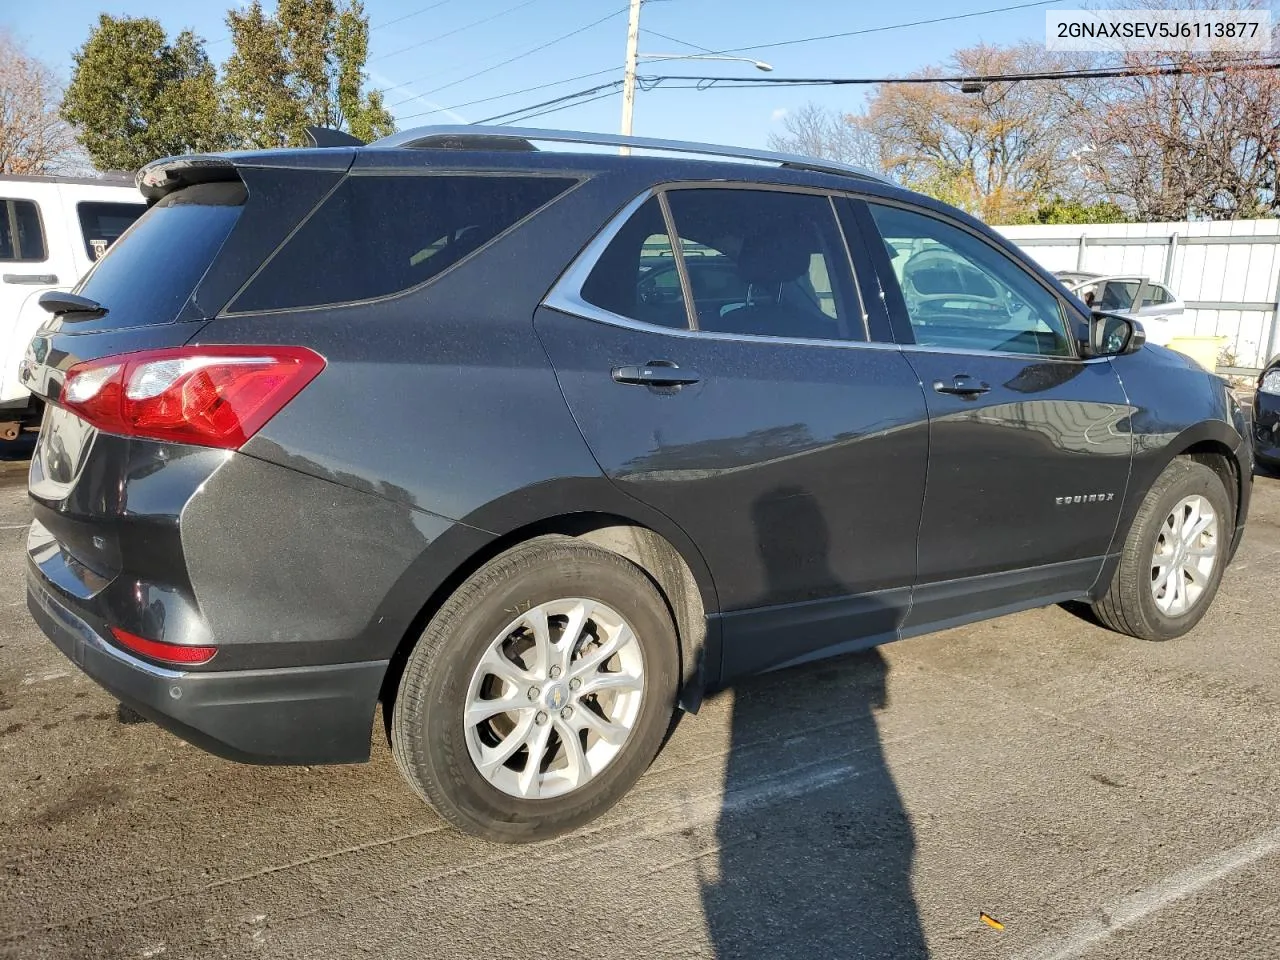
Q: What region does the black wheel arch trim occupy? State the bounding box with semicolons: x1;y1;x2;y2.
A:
370;476;722;715
1091;417;1249;599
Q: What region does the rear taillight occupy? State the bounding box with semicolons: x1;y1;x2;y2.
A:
110;627;217;666
59;346;324;449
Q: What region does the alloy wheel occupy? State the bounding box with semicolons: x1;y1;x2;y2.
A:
1150;494;1219;617
463;599;645;799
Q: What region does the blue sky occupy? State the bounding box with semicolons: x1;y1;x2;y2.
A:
6;0;1057;147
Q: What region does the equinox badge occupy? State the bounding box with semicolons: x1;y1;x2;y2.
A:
1056;493;1115;505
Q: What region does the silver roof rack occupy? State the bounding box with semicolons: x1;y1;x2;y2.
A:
371;124;891;185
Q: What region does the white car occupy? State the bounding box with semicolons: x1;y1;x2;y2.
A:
1056;271;1190;347
1;173;145;439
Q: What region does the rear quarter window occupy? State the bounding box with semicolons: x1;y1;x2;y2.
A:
232;173;577;313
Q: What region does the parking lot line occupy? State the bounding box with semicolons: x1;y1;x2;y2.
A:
1015;823;1280;960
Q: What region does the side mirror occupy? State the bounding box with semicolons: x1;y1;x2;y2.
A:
1088;312;1146;357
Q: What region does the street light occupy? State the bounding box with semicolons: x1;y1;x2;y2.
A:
619;0;775;149
619;52;774;148
637;53;774;72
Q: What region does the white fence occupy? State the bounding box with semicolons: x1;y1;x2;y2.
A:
995;219;1280;370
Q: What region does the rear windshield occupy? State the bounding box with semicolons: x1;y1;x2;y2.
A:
230;173;576;313
77;181;245;325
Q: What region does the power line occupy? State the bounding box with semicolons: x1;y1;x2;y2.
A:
638;58;1280;89
476;81;624;124
500;88;623;125
437;0;1073;131
467;57;1280;129
386;6;628;107
373;0;461;31
640;27;717;55
207;0;463;47
649;0;1064;61
395;65;623;122
373;0;542;62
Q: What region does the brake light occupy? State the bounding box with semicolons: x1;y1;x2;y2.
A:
110;627;217;666
59;346;324;449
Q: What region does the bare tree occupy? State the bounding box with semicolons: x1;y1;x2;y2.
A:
767;102;882;170
855;43;1086;221
1070;56;1280;220
0;31;79;175
1064;0;1280;220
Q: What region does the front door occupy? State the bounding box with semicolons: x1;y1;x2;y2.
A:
537;186;930;680
858;200;1132;629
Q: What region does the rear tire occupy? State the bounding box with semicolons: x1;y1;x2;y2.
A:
391;538;679;842
1092;459;1231;641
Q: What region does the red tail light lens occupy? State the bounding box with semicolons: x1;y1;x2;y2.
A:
59;346;325;449
110;627;218;666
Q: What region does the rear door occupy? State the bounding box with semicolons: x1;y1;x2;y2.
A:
856;199;1132;630
537;184;930;681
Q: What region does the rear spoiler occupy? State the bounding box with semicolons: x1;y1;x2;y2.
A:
136;129;363;202
136;155;241;202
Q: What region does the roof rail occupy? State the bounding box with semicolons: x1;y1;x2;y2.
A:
371;124;891;185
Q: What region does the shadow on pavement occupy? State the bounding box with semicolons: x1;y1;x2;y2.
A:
700;486;927;959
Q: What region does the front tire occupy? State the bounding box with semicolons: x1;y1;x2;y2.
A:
1092;459;1231;640
391;538;679;842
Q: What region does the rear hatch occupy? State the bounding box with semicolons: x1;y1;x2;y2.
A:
23;151;351;579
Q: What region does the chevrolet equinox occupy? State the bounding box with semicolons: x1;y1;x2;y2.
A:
23;126;1252;842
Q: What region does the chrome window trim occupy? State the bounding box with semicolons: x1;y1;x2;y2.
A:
542;184;1112;363
900;343;1111;365
544;183;880;349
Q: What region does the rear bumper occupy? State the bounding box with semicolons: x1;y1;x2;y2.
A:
28;562;386;765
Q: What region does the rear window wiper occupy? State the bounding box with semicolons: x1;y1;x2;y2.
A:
38;291;108;320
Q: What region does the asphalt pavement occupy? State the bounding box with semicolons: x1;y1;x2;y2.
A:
2;459;1280;959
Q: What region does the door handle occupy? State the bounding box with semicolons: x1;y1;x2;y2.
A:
612;362;701;387
933;374;991;398
3;274;58;285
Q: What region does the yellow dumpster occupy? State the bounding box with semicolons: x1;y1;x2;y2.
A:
1167;335;1228;372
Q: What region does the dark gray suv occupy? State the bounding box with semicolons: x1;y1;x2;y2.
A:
22;127;1252;842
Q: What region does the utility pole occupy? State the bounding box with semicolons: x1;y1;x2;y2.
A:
619;0;642;154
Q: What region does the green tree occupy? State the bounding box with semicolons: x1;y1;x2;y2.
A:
222;2;298;149
62;15;228;170
1004;197;1130;225
224;0;393;149
333;2;395;143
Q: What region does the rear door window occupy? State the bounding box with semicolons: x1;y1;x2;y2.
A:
77;201;145;261
0;199;46;261
232;174;576;312
76;181;245;326
664;188;859;341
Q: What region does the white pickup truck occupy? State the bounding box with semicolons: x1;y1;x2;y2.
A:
1;173;145;440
